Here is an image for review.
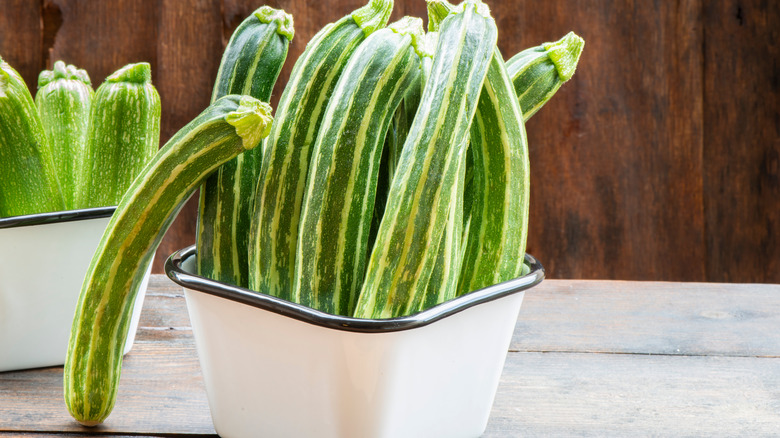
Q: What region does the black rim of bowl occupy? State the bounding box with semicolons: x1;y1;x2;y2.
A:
165;245;545;334
0;206;116;229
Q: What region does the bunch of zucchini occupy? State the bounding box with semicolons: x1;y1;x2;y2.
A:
63;0;584;425
0;58;161;216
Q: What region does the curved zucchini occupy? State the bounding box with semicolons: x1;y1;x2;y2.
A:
428;0;531;295
0;56;64;217
197;6;292;288
457;51;530;294
507;31;584;121
78;62;161;208
249;0;393;301
36;60;94;210
354;0;497;319
294;17;425;316
64;95;273;426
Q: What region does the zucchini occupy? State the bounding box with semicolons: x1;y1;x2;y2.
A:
64;95;273;425
428;0;531;295
421;142;466;310
370;32;433;249
249;0;393;301
36;61;94;210
77;62;161;208
294;17;426;316
354;0;497;319
0;56;65;217
197;6;292;288
507;31;584;121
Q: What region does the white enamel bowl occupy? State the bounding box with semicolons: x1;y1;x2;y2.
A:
0;207;151;372
166;245;543;438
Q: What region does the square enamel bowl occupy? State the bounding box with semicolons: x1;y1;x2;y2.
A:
166;245;543;438
0;207;151;372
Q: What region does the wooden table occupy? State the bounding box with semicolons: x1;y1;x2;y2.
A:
2;276;779;436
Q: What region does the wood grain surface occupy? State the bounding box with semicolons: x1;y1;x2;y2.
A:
1;276;778;436
0;1;777;282
702;1;780;283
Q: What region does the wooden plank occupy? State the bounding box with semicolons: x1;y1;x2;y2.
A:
134;279;191;343
2;278;779;435
499;1;706;281
514;280;780;357
151;0;222;274
0;306;214;435
485;351;780;436
0;0;42;89
702;0;780;283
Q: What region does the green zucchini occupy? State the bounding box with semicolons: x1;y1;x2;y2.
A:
354;0;497;319
64;95;273;426
294;17;425;316
197;6;292;288
77;62;161;209
0;56;65;217
507;31;584;121
249;0;393;301
428;0;531;295
420;142;466;310
370;31;434;248
36;61;94;210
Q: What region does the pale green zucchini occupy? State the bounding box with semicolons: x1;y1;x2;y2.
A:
353;0;497;319
294;17;425;316
64;95;273;426
197;6;292;288
78;62;161;208
507;31;584;121
0;56;64;217
249;0;393;301
428;0;531;295
36;60;94;210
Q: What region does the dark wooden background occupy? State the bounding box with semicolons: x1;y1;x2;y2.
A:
1;0;777;282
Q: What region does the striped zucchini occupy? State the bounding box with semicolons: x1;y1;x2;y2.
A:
0;56;65;217
420;140;466;310
428;0;531;295
370;32;434;248
294;17;425;316
507;31;584;121
354;0;497;319
78;62;161;208
64;95;273;426
36;61;94;210
249;0;393;301
197;6;292;288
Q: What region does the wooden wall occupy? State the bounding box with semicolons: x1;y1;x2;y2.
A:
1;0;777;282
